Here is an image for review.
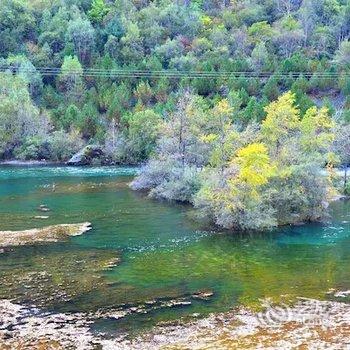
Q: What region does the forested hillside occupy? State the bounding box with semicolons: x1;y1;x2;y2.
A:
2;0;350;229
1;0;350;161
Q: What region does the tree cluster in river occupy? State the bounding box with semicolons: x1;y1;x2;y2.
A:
133;90;342;230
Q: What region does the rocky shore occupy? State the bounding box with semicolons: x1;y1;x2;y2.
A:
1;296;350;350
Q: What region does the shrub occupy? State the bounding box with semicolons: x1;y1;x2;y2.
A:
14;136;50;160
48;129;84;161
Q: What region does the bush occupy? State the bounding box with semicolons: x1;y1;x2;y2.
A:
131;159;174;191
149;166;201;202
122;109;163;162
48;129;84;161
131;159;200;202
14;136;50;160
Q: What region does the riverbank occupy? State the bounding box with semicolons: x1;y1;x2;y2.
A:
0;160;59;166
1;296;349;349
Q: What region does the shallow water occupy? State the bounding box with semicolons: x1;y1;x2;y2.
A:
0;165;350;337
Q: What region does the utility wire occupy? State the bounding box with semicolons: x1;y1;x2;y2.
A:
0;67;348;79
0;67;345;75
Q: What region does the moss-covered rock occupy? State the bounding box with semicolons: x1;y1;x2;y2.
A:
66;145;106;166
0;222;91;247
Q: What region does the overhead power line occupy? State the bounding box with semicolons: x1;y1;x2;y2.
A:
0;67;349;79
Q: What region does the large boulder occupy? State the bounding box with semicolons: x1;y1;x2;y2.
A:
67;145;105;166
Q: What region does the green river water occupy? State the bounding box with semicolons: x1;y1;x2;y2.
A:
0;166;350;337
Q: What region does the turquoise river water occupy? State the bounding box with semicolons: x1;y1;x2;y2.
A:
0;165;350;337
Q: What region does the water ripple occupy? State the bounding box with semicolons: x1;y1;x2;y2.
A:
0;166;139;180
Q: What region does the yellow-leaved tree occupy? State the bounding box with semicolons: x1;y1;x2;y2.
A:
233;143;275;188
262;91;300;154
194;142;276;230
207;99;239;172
300;106;334;154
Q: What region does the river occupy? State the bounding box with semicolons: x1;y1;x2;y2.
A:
0;166;350;347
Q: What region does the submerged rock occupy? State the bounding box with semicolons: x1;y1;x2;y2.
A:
0;222;91;247
332;290;350;298
191;290;214;300
37;206;50;212
94;296;194;321
0;248;120;307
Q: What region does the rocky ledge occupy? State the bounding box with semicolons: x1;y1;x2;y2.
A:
1;297;350;349
0;222;92;247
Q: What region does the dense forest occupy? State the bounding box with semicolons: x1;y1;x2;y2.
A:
2;0;350;229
